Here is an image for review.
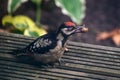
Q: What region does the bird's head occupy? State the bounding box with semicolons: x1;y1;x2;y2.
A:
57;22;88;37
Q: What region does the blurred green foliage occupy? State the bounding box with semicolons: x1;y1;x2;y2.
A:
2;0;86;37
55;0;86;24
8;0;27;15
3;0;46;37
2;15;47;36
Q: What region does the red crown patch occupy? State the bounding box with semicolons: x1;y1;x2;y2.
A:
64;22;75;27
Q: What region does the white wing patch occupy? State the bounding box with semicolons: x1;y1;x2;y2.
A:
34;38;52;48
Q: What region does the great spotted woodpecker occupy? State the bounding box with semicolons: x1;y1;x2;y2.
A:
17;22;88;66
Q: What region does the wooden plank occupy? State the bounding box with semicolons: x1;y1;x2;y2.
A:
68;41;120;52
0;59;119;80
0;32;120;79
0;60;95;80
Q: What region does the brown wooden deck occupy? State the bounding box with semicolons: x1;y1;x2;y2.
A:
0;32;120;80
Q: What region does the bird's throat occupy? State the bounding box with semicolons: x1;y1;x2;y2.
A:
56;33;67;46
57;33;64;40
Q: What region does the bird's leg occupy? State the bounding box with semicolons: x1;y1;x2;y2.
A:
58;58;62;66
58;58;65;66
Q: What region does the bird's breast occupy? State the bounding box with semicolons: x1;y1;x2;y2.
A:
33;40;65;64
50;40;62;53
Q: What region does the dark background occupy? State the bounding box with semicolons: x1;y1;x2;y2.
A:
1;0;120;47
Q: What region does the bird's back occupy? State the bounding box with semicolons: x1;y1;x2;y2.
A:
24;33;58;54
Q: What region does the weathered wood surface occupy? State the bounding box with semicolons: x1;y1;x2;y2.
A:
0;32;120;80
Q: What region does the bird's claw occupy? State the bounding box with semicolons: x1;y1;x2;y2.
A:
58;58;65;66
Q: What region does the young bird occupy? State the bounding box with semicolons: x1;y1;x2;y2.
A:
17;22;88;66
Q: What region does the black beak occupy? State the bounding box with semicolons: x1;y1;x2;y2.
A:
75;25;88;33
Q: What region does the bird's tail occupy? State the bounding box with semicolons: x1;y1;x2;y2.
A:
14;48;27;57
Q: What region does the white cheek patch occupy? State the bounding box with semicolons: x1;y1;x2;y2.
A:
62;28;75;35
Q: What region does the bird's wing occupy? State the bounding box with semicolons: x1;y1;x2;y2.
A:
24;34;57;54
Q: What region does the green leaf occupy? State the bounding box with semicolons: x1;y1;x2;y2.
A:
24;29;39;37
55;0;86;24
2;15;13;25
24;27;47;37
13;23;28;31
8;0;28;14
30;27;47;36
2;15;47;37
2;15;35;31
12;15;33;31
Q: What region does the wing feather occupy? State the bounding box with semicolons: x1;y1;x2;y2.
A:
24;34;57;54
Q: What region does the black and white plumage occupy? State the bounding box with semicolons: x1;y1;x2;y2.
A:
17;22;88;66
